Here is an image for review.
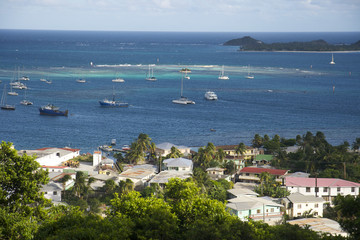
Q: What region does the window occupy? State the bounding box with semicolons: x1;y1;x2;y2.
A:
315;187;319;193
53;191;57;195
271;208;274;212
257;209;261;214
323;187;328;192
306;204;308;207
351;187;355;192
298;204;302;209
297;213;301;216
306;187;311;192
246;173;249;176
315;204;319;208
337;187;341;192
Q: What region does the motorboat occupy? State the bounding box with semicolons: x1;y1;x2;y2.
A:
76;79;86;83
39;104;68;116
112;78;125;83
205;91;218;100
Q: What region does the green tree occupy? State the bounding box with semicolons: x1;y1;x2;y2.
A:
255;172;290;198
165;146;183;159
215;148;226;163
0;141;49;215
333;195;360;239
252;134;263;148
235;142;247;158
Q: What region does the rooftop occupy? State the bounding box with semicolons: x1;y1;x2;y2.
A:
227;195;283;211
163;158;193;168
240;167;288;176
149;170;192;184
287;218;348;237
156;142;189;150
286;192;325;203
119;164;157;180
285;177;360;187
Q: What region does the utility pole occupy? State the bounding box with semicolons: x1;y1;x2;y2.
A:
315;172;318;197
343;162;346;179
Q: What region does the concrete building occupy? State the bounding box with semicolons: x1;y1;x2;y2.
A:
206;167;231;181
282;192;326;218
227;195;283;225
93;151;102;167
285;177;360;205
40;182;63;203
18;147;80;166
155;142;191;157
118;164;157;188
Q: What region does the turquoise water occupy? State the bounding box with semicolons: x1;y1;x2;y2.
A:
0;30;359;152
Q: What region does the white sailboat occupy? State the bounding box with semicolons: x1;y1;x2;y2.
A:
20;88;33;105
172;74;195;105
218;65;229;80
330;53;335;65
146;64;157;81
245;65;254;79
1;85;15;110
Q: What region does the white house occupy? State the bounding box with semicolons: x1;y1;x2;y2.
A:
206;167;231;181
227;183;259;199
40;182;63;203
93;151;102;167
155;142;191;157
118;164;157;188
148;170;192;188
163;158;193;172
18;147;80;166
226;195;283;225
285;177;360;205
282;192;326;218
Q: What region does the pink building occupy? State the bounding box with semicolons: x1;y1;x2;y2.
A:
285;177;360;205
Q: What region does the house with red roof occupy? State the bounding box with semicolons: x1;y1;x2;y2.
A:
285;177;360;205
238;167;289;184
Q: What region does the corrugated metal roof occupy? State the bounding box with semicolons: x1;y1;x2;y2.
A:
240;167;288;175
285;177;360;187
287;192;325;203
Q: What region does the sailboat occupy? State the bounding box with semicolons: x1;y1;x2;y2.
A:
330;54;335;65
218;65;229;80
20;88;33;105
245;65;254;79
172;74;195;105
1;85;15;110
145;64;157;81
99;86;129;107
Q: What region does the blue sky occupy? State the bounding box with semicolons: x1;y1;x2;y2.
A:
1;0;359;32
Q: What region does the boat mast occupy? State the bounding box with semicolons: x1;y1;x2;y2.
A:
180;73;184;97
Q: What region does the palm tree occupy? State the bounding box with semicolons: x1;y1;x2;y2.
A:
215;148;226;163
72;171;86;198
148;142;157;161
235;143;247;158
137;133;152;153
165;146;183;159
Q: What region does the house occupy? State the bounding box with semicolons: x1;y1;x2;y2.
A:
216;145;263;171
226;195;283;225
40;182;63;203
18;147;80;166
287;218;349;237
155;142;191;157
254;154;273;165
48;171;76;190
206;167;231;181
118;164;157;188
238;167;289;184
162;158;193;172
285;177;360;205
281;192;326;218
227;183;259;199
148;170;192;188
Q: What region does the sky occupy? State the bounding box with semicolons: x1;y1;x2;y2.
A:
0;0;359;32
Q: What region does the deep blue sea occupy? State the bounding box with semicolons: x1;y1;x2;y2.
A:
0;30;359;153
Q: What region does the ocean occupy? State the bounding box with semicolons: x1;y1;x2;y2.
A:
0;30;359;153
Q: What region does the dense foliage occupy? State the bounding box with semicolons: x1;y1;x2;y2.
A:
253;132;360;182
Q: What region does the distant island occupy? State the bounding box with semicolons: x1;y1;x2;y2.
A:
223;36;360;51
